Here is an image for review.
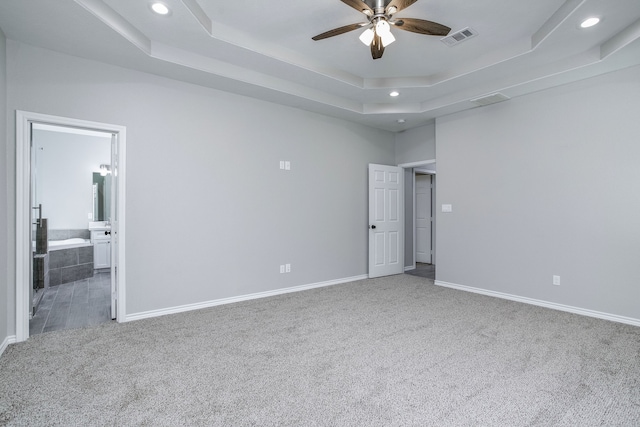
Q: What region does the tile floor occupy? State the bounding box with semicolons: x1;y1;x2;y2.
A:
405;262;436;280
30;271;113;336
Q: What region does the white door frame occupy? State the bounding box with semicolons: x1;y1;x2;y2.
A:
15;111;127;342
397;160;436;271
414;170;435;266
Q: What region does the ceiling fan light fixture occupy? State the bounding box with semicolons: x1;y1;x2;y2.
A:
359;28;375;46
376;20;391;36
375;19;395;47
310;0;452;60
390;91;400;97
380;30;396;47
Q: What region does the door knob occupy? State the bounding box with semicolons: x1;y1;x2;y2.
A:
370;225;376;229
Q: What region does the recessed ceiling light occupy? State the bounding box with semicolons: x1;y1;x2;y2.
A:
151;2;170;15
580;17;600;28
397;119;406;124
390;91;400;97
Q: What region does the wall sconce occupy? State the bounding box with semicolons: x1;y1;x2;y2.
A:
100;164;111;176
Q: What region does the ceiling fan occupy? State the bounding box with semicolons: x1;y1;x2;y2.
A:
312;0;451;59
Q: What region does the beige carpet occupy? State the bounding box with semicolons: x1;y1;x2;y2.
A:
1;274;639;426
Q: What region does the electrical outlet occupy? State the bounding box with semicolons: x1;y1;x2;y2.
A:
285;263;291;273
280;265;285;274
553;275;561;286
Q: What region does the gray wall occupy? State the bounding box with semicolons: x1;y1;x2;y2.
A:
395;122;435;165
5;41;395;324
33;130;111;229
0;29;8;347
436;64;640;321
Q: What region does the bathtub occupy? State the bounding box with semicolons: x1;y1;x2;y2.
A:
48;238;92;251
46;239;95;286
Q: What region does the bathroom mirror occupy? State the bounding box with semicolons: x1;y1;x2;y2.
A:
92;173;111;221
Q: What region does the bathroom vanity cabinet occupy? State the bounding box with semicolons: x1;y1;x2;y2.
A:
91;230;111;269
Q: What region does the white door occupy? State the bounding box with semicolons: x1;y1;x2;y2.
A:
368;164;404;278
415;174;432;264
110;134;118;319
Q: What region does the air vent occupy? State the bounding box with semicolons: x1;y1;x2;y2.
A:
470;93;511;107
441;27;478;47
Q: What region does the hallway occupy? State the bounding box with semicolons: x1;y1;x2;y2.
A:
405;263;435;280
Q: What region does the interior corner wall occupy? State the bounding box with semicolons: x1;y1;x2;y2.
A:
435;64;640;321
5;41;395;321
394;122;435;165
0;29;9;348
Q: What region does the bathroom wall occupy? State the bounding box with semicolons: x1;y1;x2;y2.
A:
0;29;9;350
33;129;111;230
5;41;395;325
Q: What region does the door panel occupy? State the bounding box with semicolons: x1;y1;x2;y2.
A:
368;164;404;278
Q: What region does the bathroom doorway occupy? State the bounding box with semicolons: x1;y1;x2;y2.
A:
15;111;127;342
30;124;112;334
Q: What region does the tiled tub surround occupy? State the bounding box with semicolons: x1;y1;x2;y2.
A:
48;229;91;241
48;241;94;286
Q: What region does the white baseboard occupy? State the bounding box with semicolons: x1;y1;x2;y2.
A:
0;335;17;358
126;274;369;322
434;280;640;327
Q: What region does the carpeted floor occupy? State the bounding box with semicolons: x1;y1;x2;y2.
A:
1;274;639;426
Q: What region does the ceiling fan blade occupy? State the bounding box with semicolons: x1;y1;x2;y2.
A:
340;0;373;16
385;0;418;14
371;33;385;59
393;18;451;36
312;23;367;41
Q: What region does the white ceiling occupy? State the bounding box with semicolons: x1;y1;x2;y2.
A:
0;0;639;132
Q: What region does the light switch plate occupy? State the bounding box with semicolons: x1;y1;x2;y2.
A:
285;161;291;171
442;204;452;212
285;263;291;273
279;161;285;170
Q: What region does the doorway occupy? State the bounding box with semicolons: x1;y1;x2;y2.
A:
409;168;436;280
15;111;127;342
415;173;432;264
